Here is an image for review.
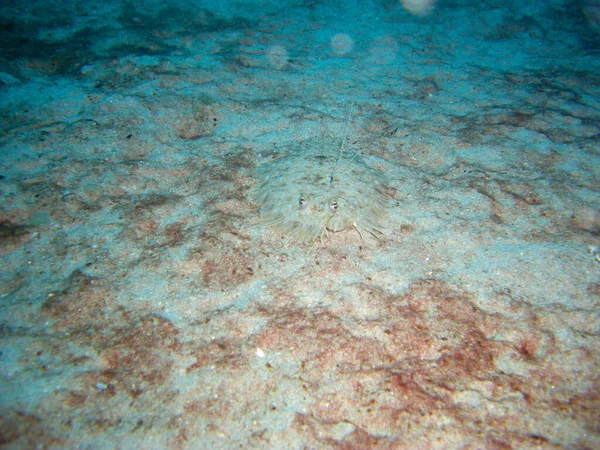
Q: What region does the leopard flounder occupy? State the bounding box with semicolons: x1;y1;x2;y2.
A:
253;136;389;242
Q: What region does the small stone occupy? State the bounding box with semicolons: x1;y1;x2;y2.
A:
0;72;21;85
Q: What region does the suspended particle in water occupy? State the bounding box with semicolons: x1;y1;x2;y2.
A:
400;0;436;16
330;33;355;56
267;45;289;69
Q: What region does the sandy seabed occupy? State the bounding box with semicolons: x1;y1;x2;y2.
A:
0;0;599;448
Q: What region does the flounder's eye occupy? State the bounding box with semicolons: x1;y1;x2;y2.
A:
330;201;338;213
299;195;308;210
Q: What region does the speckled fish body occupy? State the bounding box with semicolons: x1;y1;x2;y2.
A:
254;138;388;242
